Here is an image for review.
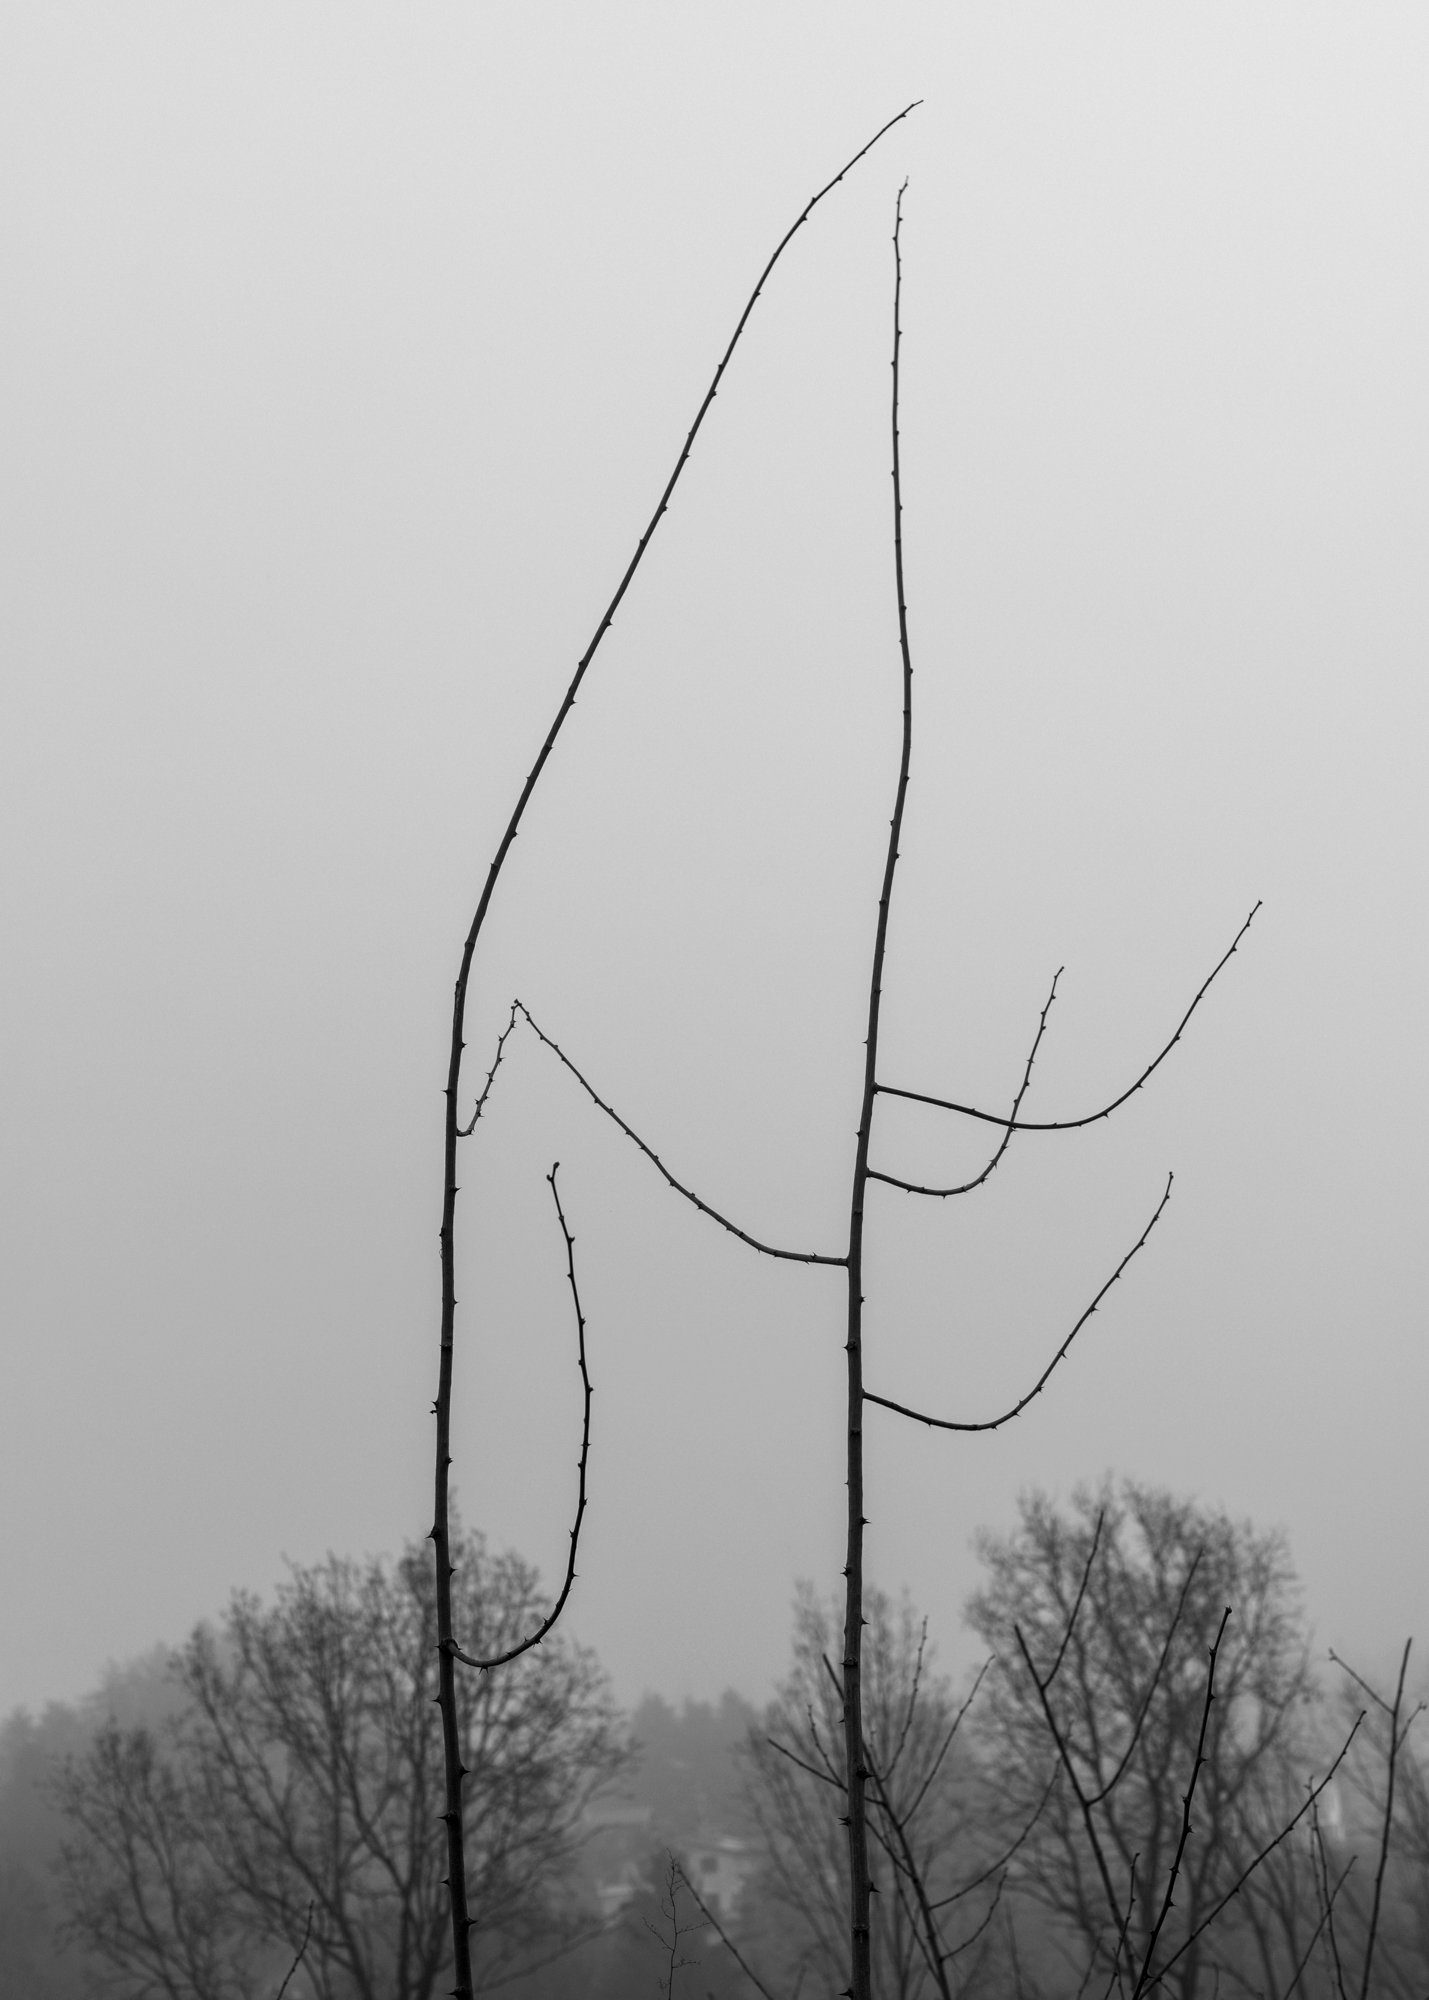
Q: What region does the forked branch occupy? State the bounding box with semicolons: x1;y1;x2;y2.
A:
864;1174;1173;1433
515;1000;846;1266
878;905;1259;1133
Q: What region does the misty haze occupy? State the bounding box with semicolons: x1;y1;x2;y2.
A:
2;6;1428;1995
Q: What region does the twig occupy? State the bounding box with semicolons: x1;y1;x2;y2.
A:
1131;1607;1232;1998
1333;1637;1415;2000
446;1164;592;1670
456;1001;520;1136
865;1176;1172;1432
274;1901;314;2000
671;1860;784;2000
868;971;1060;1197
1014;1620;1136;1986
1088;1551;1203;1806
1045;1513;1104;1694
877;905;1260;1131
516;1001;845;1267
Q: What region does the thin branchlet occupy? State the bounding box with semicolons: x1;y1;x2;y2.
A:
877;904;1260;1132
514;1001;846;1266
446;1165;593;1673
868;970;1060;1197
864;1175;1173;1433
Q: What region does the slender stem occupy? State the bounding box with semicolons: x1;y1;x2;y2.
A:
841;180;915;2000
431;107;919;1996
447;1165;593;1671
877;903;1259;1131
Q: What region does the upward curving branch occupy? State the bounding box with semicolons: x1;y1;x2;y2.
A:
864;1173;1173;1434
868;969;1060;1198
430;106;920;1997
877;903;1259;1133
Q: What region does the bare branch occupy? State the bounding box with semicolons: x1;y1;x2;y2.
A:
273;1902;314;2000
1045;1512;1104;1695
1354;1636;1412;2000
1142;1713;1365;1993
929;1773;1055;1911
1087;1552;1204;1806
448;1164;593;1671
515;1001;846;1265
868;971;1060;1197
671;1861;784;2000
1014;1620;1136;1984
1131;1606;1232;1998
456;1002;520;1137
865;1176;1173;1433
877;905;1260;1132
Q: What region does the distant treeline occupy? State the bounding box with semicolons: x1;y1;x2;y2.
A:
4;1484;1427;1999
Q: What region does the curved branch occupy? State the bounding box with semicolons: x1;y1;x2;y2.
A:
869;970;1060;1197
448;1165;592;1671
877;905;1260;1133
516;1001;846;1266
864;1174;1173;1433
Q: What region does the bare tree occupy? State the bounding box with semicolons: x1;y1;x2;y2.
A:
966;1480;1333;1997
741;1585;1002;2000
56;1529;625;2000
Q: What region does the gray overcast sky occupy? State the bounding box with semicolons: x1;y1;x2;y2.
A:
3;4;1427;1721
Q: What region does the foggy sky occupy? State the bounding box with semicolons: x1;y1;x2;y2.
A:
3;4;1427;1723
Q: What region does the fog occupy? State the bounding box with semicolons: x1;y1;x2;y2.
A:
2;4;1426;1722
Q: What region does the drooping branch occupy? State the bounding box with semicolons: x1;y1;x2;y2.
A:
515;1000;846;1266
431;106;919;1996
877;904;1259;1133
446;1165;593;1672
868;970;1060;1198
864;1174;1173;1433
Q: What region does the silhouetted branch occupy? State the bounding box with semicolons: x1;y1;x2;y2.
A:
670;1861;784;2000
1143;1715;1364;1993
1284;1829;1352;2000
1014;1620;1134;1983
1131;1607;1232;1997
1045;1513;1105;1694
1087;1552;1203;1806
448;1164;592;1671
868;971;1060;1197
457;1002;520;1137
273;1903;314;2000
515;1001;846;1267
928;1775;1055;1912
865;1175;1173;1432
1329;1638;1421;2000
877;905;1259;1132
431;106;918;1992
